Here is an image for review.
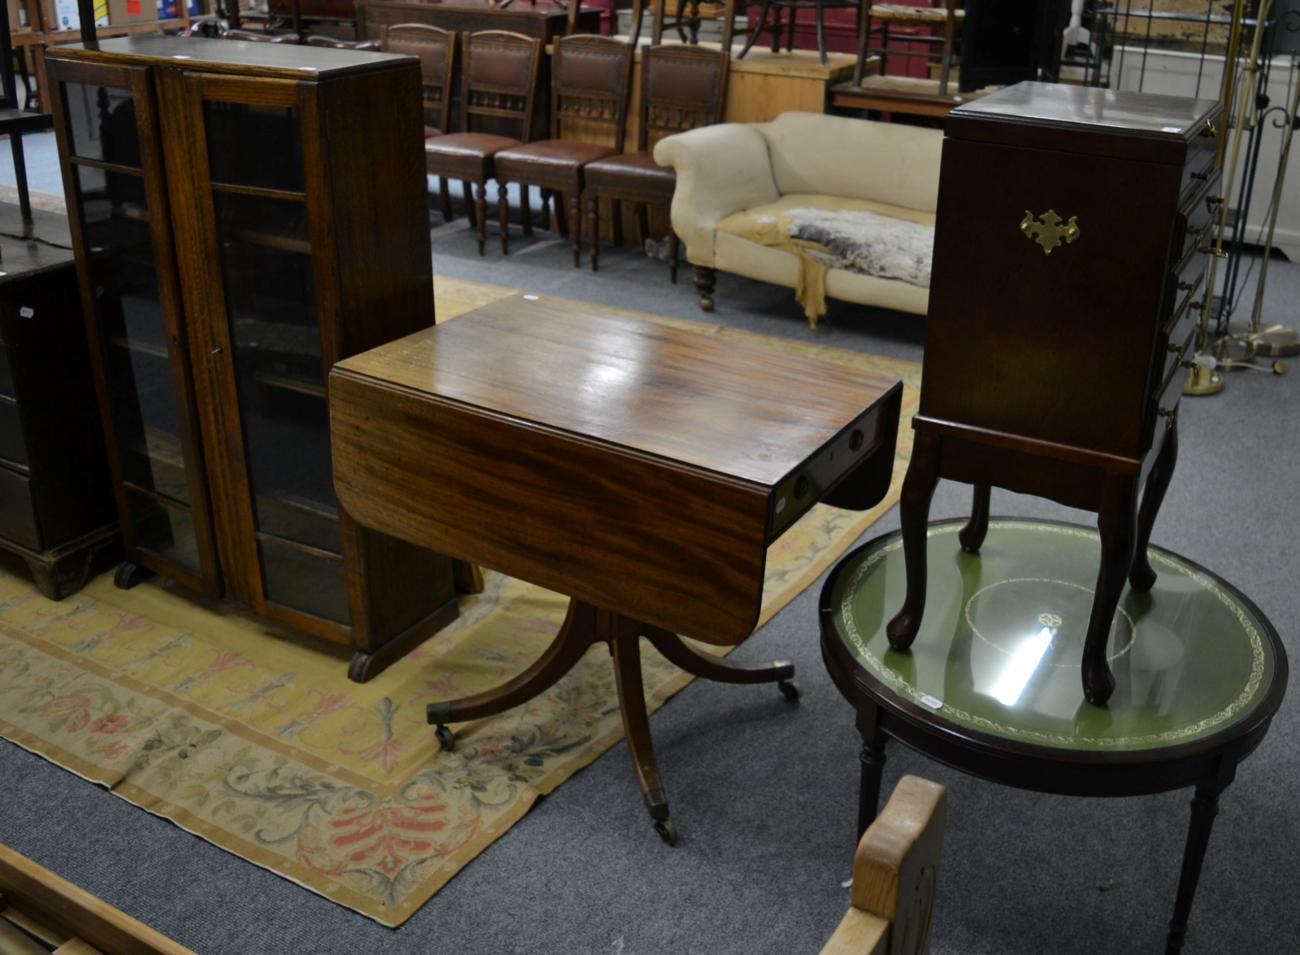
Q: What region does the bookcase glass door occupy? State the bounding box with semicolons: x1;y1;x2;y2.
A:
202;95;348;625
60;77;209;582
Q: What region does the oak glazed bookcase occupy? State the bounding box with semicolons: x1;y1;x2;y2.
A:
45;36;459;680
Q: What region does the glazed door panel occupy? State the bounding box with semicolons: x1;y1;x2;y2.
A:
159;72;349;634
48;60;221;595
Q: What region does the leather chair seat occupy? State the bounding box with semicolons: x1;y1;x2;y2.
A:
583;151;675;200
426;132;521;177
494;139;615;189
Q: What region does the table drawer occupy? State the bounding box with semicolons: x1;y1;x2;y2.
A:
0;463;40;550
768;401;891;541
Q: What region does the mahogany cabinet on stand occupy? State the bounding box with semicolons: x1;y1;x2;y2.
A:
45;36;460;680
887;82;1223;706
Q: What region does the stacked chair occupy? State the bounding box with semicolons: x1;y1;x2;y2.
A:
492;34;636;266
383;6;730;272
378;24;459;222
582;41;729;280
422;30;545;255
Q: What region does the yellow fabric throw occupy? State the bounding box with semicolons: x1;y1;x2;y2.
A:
716;194;937;328
0;277;920;926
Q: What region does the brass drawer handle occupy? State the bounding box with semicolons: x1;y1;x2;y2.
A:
1177;280;1195;292
1205;195;1224;212
1158;407;1178;428
1020;209;1079;255
1190;169;1210;182
1199;245;1229;259
1200;119;1218;139
1186;224;1203;238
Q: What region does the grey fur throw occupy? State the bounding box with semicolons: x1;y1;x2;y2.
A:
786;209;933;288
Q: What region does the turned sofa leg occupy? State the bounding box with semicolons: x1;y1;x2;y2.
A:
694;265;716;312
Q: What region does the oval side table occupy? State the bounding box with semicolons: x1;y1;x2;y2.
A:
819;519;1287;955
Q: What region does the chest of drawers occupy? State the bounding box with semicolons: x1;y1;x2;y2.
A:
0;211;117;598
885;81;1223;706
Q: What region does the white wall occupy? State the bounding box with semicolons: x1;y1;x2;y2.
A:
1116;46;1300;261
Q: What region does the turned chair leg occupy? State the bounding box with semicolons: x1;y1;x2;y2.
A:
522;184;533;237
463;179;477;227
635;203;650;247
474;180;488;256
438;176;453;222
1082;475;1140;707
1131;417;1179;592
498;182;511;256
540;188;552;232
555;191;569;238
587;192;601;272
958;484;991;554
668;231;680;284
570;190;583;268
693;265;717;310
886;431;941;650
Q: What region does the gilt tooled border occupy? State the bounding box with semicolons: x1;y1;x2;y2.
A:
835;522;1267;750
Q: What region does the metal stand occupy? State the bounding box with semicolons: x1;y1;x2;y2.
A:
1225;52;1300;358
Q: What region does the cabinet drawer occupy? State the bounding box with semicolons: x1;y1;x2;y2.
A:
1164;259;1205;331
1174;184;1218;267
1180;120;1219;202
0;463;40;550
1158;310;1200;387
0;396;27;468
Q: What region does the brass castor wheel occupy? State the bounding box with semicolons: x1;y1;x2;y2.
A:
654;819;678;846
778;679;801;702
435;724;456;752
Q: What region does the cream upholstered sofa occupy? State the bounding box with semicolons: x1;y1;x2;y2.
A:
653;111;943;328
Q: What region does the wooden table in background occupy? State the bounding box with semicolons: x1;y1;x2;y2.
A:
330;295;902;842
356;0;602;43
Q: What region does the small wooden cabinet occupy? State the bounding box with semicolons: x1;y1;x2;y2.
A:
887;82;1223;706
0;207;116;598
46;36;459;679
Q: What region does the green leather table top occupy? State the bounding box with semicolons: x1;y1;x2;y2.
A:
824;521;1283;753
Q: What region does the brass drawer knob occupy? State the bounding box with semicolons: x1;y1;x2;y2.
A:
1019;209;1080;255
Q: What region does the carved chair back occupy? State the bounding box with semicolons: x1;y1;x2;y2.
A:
548;34;635;152
380;24;457;134
461;29;544;141
639;44;729;152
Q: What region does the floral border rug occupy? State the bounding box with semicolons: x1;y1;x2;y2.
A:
0;277;919;926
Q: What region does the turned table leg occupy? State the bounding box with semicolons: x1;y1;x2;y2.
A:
886;430;941;650
855;706;888;838
1132;417;1179;592
1166;764;1236;955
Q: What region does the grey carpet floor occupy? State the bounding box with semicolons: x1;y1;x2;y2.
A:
1;203;1298;955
